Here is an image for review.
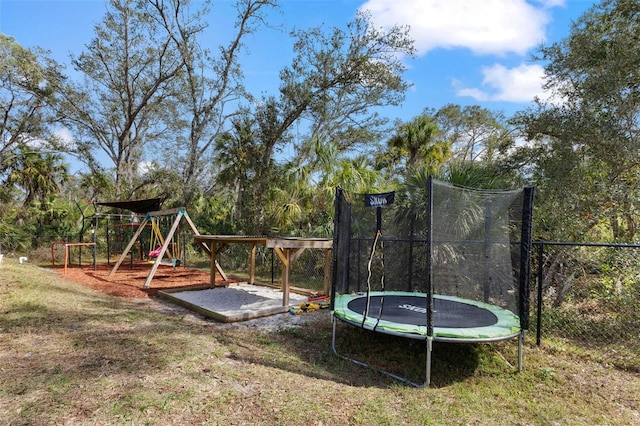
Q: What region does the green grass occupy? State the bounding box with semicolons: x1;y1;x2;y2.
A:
1;257;639;425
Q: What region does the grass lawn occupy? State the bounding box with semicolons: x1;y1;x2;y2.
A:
1;259;639;425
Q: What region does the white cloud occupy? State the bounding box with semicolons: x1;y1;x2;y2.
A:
361;0;564;56
454;63;549;102
18;127;74;150
138;161;154;175
53;127;75;147
454;84;491;102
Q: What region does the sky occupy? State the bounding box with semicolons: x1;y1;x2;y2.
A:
0;0;598;169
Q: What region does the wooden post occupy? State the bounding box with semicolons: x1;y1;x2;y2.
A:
64;245;69;275
250;243;257;284
272;247;289;306
209;241;217;287
324;248;331;296
282;248;291;306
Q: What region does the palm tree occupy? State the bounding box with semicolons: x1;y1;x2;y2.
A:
386;114;450;175
7;147;68;208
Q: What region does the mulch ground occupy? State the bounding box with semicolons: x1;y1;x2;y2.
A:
51;261;236;298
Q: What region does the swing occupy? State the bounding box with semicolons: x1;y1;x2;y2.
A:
148;217;181;267
110;207;210;289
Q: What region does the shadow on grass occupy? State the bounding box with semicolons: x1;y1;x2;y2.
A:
212;315;508;389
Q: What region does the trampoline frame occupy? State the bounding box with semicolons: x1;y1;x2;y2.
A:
330;178;535;387
332;292;522;342
331;292;525;387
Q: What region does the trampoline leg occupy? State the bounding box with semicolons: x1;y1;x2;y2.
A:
331;316;338;354
426;337;433;387
518;331;525;372
331;316;431;388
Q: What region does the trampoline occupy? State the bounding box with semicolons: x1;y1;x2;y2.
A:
330;177;535;387
333;292;521;342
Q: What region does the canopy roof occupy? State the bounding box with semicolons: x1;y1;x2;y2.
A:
97;198;162;214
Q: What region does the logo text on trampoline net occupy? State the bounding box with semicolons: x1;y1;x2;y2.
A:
368;196;388;206
399;304;427;314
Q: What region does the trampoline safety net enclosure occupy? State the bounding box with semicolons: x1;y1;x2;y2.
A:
331;177;535;387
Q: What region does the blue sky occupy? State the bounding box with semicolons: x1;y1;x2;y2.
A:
0;0;597;170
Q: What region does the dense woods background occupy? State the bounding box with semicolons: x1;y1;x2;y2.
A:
2;0;638;245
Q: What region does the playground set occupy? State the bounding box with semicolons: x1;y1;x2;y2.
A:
50;198;207;288
52;198;332;320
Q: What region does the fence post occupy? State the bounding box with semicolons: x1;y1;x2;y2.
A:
536;242;544;346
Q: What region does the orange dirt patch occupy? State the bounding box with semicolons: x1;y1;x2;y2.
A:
52;261;236;298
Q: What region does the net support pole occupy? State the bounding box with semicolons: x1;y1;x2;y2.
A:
483;199;493;303
519;187;535;374
330;188;340;309
519;186;536;331
426;177;434;387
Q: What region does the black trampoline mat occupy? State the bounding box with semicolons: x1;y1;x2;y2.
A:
346;295;498;328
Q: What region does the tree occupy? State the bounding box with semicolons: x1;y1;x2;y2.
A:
0;35;74;240
514;0;640;242
6;145;69;208
1;145;72;245
218;11;414;233
60;0;190;199
435;104;514;164
280;11;415;159
157;0;277;207
214;111;264;230
380;113;448;177
0;34;66;175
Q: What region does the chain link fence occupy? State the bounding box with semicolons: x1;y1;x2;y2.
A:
532;242;640;372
